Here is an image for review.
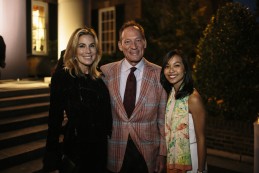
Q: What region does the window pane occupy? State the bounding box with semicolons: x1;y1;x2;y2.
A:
98;7;116;55
32;2;48;55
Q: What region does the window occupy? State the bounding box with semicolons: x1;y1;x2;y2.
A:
98;7;116;55
32;1;48;55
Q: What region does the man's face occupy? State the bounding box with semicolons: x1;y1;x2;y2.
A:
118;26;146;66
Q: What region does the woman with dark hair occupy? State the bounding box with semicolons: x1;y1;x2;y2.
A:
42;27;112;173
160;49;207;173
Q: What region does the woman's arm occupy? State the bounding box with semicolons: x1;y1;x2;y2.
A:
189;89;207;172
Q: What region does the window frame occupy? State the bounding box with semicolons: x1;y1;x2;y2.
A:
31;1;48;55
98;7;116;55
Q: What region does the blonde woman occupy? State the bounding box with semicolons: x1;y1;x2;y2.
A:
42;28;112;173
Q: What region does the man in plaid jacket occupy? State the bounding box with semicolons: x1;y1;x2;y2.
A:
101;20;167;173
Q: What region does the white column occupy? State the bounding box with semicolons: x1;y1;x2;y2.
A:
0;0;27;79
254;118;259;173
58;0;84;59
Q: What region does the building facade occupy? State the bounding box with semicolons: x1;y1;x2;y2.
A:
0;0;256;80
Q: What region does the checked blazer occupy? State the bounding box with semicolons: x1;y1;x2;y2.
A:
100;58;167;173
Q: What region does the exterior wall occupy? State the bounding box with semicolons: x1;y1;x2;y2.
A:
124;0;141;21
92;0;141;20
58;0;85;56
0;0;28;80
27;0;58;78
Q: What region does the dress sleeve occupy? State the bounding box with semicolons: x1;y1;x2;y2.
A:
100;78;113;137
45;71;67;152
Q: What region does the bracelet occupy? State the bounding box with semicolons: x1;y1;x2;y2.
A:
197;170;207;173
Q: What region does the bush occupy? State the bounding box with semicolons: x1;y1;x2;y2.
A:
194;2;259;122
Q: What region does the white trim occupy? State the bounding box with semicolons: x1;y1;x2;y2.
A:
98;6;116;54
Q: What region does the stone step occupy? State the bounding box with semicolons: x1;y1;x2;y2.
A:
0;157;44;173
0;124;48;149
0;112;48;132
0;80;51;171
0;93;50;108
0;87;50;99
0;102;50;119
0;139;46;170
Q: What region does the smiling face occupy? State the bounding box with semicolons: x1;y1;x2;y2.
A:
76;34;97;73
118;26;146;66
164;55;186;91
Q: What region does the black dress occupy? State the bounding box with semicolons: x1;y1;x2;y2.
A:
43;69;112;173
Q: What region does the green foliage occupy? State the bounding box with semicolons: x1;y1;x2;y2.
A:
138;0;209;66
194;2;259;122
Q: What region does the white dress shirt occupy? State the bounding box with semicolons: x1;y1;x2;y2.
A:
120;58;144;104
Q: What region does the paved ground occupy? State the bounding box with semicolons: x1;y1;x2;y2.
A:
0;153;253;173
207;155;253;173
0;156;248;173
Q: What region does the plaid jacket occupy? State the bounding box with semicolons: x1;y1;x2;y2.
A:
100;58;167;173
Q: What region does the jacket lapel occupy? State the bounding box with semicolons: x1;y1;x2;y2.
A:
111;59;155;119
132;59;153;117
111;61;129;119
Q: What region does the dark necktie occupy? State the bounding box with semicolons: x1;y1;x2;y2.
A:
123;67;137;118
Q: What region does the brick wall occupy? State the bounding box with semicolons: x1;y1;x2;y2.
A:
206;117;254;160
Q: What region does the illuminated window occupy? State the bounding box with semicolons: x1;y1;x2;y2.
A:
99;7;116;55
32;1;48;55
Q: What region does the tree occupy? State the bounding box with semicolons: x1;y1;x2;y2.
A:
194;2;259;122
138;0;210;66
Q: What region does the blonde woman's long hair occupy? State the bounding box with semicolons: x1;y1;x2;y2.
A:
63;27;102;80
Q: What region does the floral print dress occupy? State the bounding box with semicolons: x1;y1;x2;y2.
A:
165;88;192;172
